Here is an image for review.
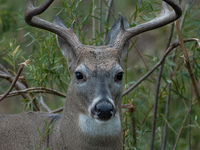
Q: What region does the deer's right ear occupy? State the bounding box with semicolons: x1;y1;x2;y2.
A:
54;16;77;70
106;16;130;61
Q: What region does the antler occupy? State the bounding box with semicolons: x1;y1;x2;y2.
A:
24;0;81;50
114;0;182;52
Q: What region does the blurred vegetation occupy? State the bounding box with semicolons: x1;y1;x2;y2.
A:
0;0;200;149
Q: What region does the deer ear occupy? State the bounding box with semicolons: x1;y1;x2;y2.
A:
106;16;130;61
54;16;76;71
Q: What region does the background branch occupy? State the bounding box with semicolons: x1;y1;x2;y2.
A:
175;20;200;107
151;22;174;150
0;87;66;98
39;96;51;112
0;63;25;101
0;63;40;111
103;0;114;40
122;38;199;97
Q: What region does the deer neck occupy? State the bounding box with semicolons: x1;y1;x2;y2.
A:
59;87;123;150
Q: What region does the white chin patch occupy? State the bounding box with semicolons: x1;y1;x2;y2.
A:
79;114;121;136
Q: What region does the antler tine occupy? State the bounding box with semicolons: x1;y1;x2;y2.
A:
25;0;81;50
114;0;182;50
25;0;54;25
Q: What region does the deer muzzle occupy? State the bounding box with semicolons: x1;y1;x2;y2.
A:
91;100;115;121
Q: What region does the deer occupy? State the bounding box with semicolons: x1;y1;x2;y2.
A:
0;0;181;149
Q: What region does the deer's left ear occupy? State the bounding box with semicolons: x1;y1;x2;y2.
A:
106;16;130;61
54;16;77;72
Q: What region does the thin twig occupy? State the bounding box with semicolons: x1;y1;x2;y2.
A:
189;83;193;150
103;0;114;40
92;0;95;41
175;20;200;107
180;2;189;29
189;24;200;150
138;38;198;125
50;107;64;113
158;61;184;97
150;22;174;149
173;98;197;150
150;69;162;150
132;114;137;146
103;0;115;20
189;0;196;8
0;63;40;111
161;83;172;150
161;22;175;150
0;71;10;79
40;96;51;112
141;104;154;125
122;38;199;97
0;87;66;98
134;45;156;84
141;59;181;125
99;0;102;36
172;19;200;150
0;62;26;101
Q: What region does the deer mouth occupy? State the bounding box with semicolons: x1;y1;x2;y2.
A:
79;113;121;136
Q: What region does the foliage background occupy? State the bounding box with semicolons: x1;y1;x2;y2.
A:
0;0;200;149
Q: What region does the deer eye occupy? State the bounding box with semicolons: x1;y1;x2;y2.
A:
76;72;84;80
115;72;123;81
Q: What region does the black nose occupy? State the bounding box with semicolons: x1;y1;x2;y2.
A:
93;100;115;121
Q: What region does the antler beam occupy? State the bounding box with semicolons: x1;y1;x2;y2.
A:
24;0;81;49
114;0;182;51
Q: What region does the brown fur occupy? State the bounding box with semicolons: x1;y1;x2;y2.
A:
77;46;121;72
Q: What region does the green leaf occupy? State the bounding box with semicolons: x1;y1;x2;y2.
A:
171;89;189;101
37;127;43;138
167;79;172;84
13;45;20;57
195;115;197;122
47;129;56;136
3;57;13;66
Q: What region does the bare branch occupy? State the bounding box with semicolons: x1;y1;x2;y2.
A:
189;24;200;150
0;63;40;111
141;60;183;125
175;20;200;107
141;104;154;125
160;22;174;150
50;107;64;113
99;0;102;36
104;0;114;21
92;0;95;40
0;87;66;98
123;38;200;97
159;61;184;97
103;0;114;40
25;0;81;49
0;71;10;79
173;97;197;150
39;96;51;112
134;45;157;84
0;62;27;101
114;0;182;51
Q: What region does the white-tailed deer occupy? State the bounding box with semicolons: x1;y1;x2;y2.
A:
0;0;181;149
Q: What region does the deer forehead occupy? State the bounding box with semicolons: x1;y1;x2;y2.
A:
77;47;121;72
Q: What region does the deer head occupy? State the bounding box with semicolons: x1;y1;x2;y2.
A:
24;0;182;149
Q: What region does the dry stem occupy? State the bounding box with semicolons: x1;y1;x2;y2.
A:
0;62;27;101
175;20;200;107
